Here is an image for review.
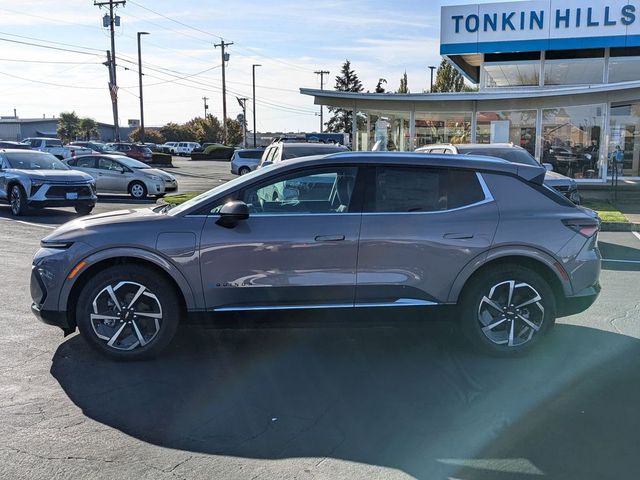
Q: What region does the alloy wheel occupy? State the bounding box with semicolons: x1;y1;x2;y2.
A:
10;187;21;215
477;280;544;347
90;281;162;351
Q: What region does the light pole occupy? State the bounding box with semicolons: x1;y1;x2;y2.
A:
137;31;149;143
428;65;436;92
252;64;261;148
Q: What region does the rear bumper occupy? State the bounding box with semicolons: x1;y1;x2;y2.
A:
559;282;601;317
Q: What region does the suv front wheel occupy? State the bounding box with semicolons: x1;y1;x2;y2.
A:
460;264;556;355
76;265;180;360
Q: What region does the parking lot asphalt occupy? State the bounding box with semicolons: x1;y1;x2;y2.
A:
1;160;640;479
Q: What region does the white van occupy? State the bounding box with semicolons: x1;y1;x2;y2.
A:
175;142;201;156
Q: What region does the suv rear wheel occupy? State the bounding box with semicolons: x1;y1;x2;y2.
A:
460;264;556;355
238;166;251;175
76;265;180;360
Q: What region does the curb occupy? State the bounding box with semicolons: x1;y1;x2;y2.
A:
600;222;640;232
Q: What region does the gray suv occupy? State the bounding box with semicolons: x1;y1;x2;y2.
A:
416;143;581;204
31;152;601;360
0;149;97;216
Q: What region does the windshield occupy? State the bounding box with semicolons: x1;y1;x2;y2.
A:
5;151;69;170
457;147;540;167
167;164;275;216
117;157;150;169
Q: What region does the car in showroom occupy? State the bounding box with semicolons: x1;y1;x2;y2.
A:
230;148;265;175
0;149;96;216
30;152;600;360
65;154;177;199
416;143;581;204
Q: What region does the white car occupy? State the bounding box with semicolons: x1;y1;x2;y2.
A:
160;142;178;154
21;137;92;159
175;142;201;156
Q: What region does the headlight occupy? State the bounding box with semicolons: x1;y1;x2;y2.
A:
146;175;161;181
40;240;74;249
31;180;44;188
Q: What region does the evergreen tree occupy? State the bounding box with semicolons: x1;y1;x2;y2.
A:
374;78;387;93
326;60;364;134
397;71;409;93
56;111;80;143
432;59;465;92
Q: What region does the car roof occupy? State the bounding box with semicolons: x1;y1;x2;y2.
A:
73;153;124;160
279;142;347;148
422;143;521;150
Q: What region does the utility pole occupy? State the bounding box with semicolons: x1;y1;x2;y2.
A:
236;97;248;148
95;0;126;141
202;96;209;118
252;64;261;148
214;40;233;143
314;70;329;132
137;31;149;143
428;65;436;92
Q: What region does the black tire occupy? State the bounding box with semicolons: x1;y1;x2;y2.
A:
129;181;148;199
238;166;251;176
459;264;556;356
75;265;180;360
75;205;94;215
9;184;28;216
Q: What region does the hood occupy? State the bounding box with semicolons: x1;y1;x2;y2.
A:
142;168;175;180
543;170;575;187
12;169;94;183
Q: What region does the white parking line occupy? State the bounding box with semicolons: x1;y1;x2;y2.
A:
633;231;640;242
0;217;56;229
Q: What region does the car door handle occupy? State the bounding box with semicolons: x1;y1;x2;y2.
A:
443;233;474;239
315;235;345;242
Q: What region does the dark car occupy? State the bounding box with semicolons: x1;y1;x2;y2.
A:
69;141;108;153
105;143;153;162
0;141;31;150
31;152;600;360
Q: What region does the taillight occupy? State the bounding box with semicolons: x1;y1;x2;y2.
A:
562;218;600;237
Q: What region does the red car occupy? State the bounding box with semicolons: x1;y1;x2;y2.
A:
106;143;153;162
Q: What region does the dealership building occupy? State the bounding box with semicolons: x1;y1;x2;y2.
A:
301;1;640;182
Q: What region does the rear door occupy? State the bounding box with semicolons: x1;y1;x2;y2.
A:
96;157;128;192
355;165;499;306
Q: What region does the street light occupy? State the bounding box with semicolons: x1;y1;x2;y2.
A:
252;64;261;148
428;65;436;92
137;31;150;143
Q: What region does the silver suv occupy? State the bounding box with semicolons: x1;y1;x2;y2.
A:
416;143;581;204
0;149;96;216
31;152;601;360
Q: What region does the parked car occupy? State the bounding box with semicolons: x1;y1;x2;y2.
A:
159;142;178;154
259;141;349;168
175;142;201;156
0;140;30;150
0;149;96;216
105;143;153;162
416;143;581;204
65;154;176;199
70;141;109;153
31;152;600;360
230;148;266;175
21;137;92;159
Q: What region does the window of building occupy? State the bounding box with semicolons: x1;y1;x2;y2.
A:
542;104;604;179
414;111;471;148
544;58;604;86
371;167;484;213
482;61;540;88
609;57;640;84
476;110;537;156
359;111;410;152
609;103;640;177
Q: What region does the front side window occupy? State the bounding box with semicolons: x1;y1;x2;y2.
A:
240;167;358;215
371;167;485;213
99;158;122;171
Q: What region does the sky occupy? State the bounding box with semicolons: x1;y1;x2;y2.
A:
0;0;498;133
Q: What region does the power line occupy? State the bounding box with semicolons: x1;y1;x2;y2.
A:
0;58;100;65
0;31;104;52
0;37;103;57
0;70;104;89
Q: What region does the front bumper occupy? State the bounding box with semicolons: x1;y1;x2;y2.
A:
560;282;601;317
31;303;74;334
28;199;95;208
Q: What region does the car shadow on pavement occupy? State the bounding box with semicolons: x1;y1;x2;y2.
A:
599;240;640;272
0;205;77;224
51;318;640;479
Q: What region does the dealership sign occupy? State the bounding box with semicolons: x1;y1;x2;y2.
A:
441;1;640;54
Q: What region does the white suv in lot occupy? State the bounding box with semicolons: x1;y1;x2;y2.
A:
175;142;201;156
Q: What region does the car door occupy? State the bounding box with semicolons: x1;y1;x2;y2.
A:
72;156;99;181
96;157;128;192
199;164;363;311
355;165;499;306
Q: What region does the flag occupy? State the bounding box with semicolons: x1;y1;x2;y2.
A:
108;82;118;103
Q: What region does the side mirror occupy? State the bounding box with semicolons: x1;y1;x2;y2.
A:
216;200;249;228
543;163;554;172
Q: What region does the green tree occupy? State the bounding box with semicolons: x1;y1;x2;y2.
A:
432;59;465;92
326;60;364;134
159;122;196;142
129;127;165;144
397;71;409;93
225;118;244;146
374;78;387;93
186;115;223;143
78;117;98;140
56;111;80;143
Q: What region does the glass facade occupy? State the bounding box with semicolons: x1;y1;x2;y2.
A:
358;110;410;151
609;57;640;84
476;110;537;156
483;61;540;88
544;58;605;86
414;112;471;149
609;103;640;177
541;105;604;179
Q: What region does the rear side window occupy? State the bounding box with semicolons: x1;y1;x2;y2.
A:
371;166;486;213
76;156;97;168
241;150;264;159
282;146;347;160
45;139;63;147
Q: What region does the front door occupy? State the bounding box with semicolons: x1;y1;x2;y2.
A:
199;165;362;311
356;165;499;306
